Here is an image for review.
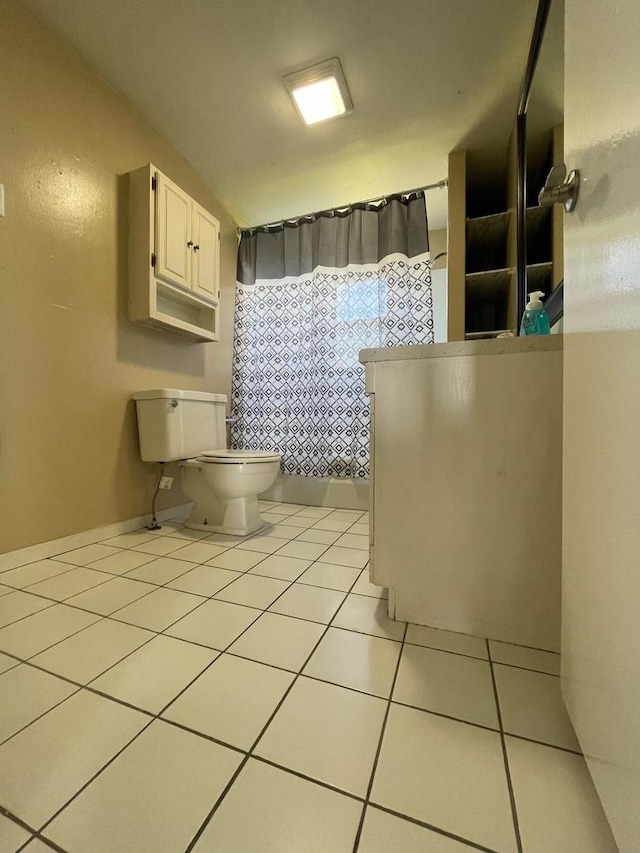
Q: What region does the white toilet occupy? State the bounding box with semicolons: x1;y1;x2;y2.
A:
133;389;280;535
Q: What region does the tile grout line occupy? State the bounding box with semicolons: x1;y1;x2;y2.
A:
36;717;157;838
1;534;359;841
0;553;194;622
350;620;408;853
1;630;580;762
3;523;364;612
1;528;374;631
152;567;313;719
0;584;175;653
365;803;503;853
0;574;270;748
1;534;570;752
0;674;85;750
0;552;157;587
0;512;245;574
181;561;367;853
0;507;562;851
0;504;365;578
0;562;97;593
3;581;559;680
399;638;560;676
0;548;277;671
252;522;369;551
486;636;560;657
1;540;570;756
0;559;282;748
502;731;582;757
24;561;303;841
97;545;276;617
0;675;526;853
0;530;569;853
2;806;69;853
250;753;366;804
1;544;368;713
486;659;560;678
486;638;524;853
0;507;358;689
0;599;59;631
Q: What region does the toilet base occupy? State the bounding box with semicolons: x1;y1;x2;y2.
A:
220;495;264;536
184;494;268;537
180;457;279;537
183;518;271;536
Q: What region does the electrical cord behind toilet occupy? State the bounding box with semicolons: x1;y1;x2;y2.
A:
148;462;165;530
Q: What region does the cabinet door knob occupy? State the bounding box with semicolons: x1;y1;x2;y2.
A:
187;241;193;248
193;244;200;252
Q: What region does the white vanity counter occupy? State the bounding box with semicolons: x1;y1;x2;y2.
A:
360;334;562;365
360;334;563;651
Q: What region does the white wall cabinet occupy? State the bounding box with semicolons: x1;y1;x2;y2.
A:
128;164;220;342
191;201;220;301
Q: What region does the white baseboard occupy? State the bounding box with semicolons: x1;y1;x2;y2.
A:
0;503;193;573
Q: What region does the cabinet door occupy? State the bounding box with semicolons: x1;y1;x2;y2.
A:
191;202;220;301
155;171;191;289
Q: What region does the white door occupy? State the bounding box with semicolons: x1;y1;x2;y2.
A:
191;202;220;301
562;0;640;850
155;171;191;289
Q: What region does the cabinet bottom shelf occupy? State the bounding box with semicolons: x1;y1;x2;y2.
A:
130;278;219;342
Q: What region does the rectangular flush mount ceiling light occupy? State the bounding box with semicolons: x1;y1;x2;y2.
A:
283;57;353;125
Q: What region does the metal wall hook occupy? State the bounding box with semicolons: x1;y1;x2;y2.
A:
538;164;580;213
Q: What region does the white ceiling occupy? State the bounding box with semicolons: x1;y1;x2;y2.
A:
23;0;540;230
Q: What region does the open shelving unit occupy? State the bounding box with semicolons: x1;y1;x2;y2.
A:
465;268;513;335
464;208;513;337
447;131;562;341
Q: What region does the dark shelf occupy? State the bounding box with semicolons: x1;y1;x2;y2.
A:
466;212;510;273
526;130;554;205
527;262;553;293
526;205;552;265
526;205;552;223
465;269;513;333
466;268;513;294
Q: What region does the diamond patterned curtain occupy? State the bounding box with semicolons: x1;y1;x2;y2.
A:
230;253;434;479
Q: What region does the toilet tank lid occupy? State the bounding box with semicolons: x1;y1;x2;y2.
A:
132;389;227;403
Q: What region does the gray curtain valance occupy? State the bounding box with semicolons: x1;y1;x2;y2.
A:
237;194;429;285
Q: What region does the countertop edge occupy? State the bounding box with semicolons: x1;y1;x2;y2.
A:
359;335;563;364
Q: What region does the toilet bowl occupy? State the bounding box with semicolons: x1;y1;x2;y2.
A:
132;389;281;537
180;450;280;535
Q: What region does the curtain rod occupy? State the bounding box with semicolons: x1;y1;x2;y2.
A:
517;0;552;116
238;178;448;236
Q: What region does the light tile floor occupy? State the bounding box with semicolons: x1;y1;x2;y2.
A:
0;501;618;853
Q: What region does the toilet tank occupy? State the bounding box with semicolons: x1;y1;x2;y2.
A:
133;389;227;462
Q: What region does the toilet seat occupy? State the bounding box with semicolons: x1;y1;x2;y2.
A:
198;450;281;464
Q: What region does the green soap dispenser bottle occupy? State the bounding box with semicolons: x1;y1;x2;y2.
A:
519;290;551;336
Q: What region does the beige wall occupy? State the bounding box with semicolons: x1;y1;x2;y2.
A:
428;227;447;270
0;1;238;553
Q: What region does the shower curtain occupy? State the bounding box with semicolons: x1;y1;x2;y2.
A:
230;194;434;480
